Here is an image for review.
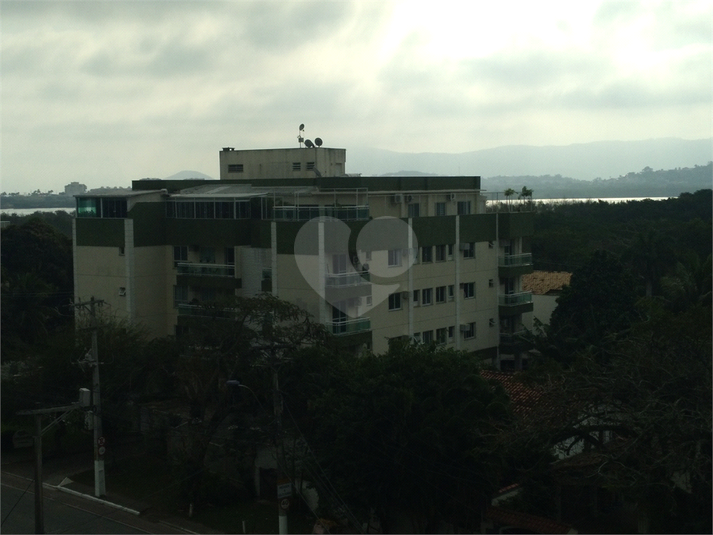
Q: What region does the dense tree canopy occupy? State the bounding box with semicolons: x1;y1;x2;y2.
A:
288;342;514;533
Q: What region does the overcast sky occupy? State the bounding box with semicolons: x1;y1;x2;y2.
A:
2;0;711;193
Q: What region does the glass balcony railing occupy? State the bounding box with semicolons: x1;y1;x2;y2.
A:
176;263;235;277
177;304;234;318
499;330;527;344
325;271;370;287
499;292;533;306
272;205;369;221
498;253;533;267
327;317;371;335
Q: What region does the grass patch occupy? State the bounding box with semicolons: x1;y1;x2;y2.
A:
70;453;317;533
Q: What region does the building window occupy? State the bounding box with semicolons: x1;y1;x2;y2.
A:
388;249;402;267
422;330;434;344
413;289;420;304
462;322;475;339
224;247;235;265
462;242;475;258
174;245;188;265
436;286;446;303
101;198;128;218
421;246;433;263
448;285;455;301
448;326;455;339
413;332;421;343
435;202;446;216
457;201;472;215
366;295;373;306
118;246;125;256
422;288;433;305
388;292;402;311
489;279;494;288
435;245;446;262
447;244;454;259
200;247;216;264
436;327;447;344
292;162;301;171
463;282;475;299
228;164;244;173
408;203;420;218
174;285;188;306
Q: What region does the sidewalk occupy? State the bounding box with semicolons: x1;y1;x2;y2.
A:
1;447;222;534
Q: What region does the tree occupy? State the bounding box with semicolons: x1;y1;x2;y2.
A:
300;342;512;533
523;300;711;533
536;250;638;366
518;186;533;210
167;294;326;512
504;188;516;211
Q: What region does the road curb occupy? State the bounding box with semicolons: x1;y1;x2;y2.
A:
54;478;142;516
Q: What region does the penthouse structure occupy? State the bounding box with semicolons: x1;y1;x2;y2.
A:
73;146;533;368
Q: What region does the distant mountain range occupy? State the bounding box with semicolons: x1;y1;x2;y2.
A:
348;137;711;178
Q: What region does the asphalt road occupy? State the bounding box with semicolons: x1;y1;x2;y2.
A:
1;473;189;534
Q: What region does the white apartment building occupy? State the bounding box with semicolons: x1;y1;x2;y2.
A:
73;147;534;368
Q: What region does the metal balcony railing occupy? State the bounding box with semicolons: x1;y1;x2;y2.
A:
176;263;235;277
498;292;533;306
325;271;370;287
498;253;533;267
327;317;371;335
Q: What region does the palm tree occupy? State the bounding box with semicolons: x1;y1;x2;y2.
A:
504;188;516;211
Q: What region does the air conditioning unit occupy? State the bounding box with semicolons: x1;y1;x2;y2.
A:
404;195;413;203
118;287;126;296
459;324;471;332
391;193;404;204
449;193;456;201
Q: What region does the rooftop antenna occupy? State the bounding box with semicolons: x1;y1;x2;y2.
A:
298;124;305;148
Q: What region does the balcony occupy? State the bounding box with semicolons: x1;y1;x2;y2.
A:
272;205;369;221
327;317;371;336
499;330;531;355
498;291;534;317
325;271;370;287
498;253;533;277
498;253;532;267
176;263;235;277
177;304;234;319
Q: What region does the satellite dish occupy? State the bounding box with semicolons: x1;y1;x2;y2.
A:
299;124;305;131
314;137;323;147
304;139;315;148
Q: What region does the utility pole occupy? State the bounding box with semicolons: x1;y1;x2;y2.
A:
75;296;106;497
18;401;86;534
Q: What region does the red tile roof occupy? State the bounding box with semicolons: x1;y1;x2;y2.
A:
480;370;547;416
522;271;572;295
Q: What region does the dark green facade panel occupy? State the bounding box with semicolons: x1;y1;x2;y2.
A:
498;212;534;239
165;219;252;248
75;218;125;247
498;264;534;278
460;214;496;243
499;302;534;317
176;275;241;289
412;216;456;247
131;203;167;247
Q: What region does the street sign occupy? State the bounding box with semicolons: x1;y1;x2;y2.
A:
98;446;106;455
97;436;106;447
280;498;290;511
277;482;292;499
